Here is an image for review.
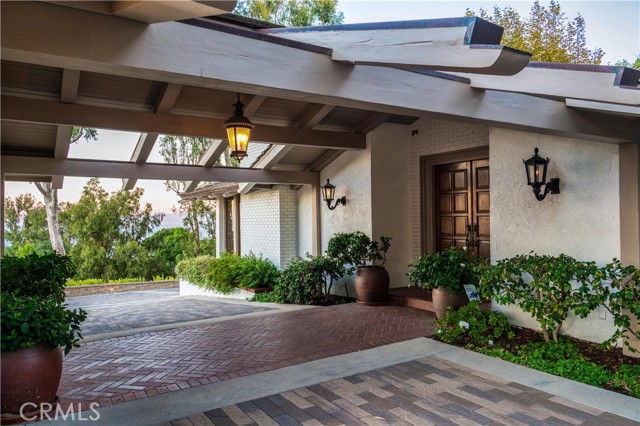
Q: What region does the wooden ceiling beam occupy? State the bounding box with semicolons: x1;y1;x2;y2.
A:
53;68;81;188
238;144;294;194
294;104;335;129
350;112;392;134
2;156;318;186
183;139;229;193
2;1;638;143
2;96;367;150
243;95;267;117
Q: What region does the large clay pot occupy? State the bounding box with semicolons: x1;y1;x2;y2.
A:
354;266;389;306
1;344;63;415
432;286;469;319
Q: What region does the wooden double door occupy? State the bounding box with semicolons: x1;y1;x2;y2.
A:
435;159;490;258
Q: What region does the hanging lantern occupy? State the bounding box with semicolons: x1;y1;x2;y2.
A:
224;94;254;161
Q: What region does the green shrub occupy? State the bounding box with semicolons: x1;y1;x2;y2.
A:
209;253;243;293
237;253;278;289
249;292;279;303
1;294;87;355
408;247;485;294
434;300;514;345
65;276;175;286
275;255;345;305
176;253;277;294
1;253;74;303
613;364;640;398
326;231;391;270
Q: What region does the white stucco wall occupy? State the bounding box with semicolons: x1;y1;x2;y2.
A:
320;143;373;250
297;184;314;258
490;128;621;342
370;124;412;288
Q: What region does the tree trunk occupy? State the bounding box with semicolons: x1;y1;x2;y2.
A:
191;202;201;254
34;182;66;255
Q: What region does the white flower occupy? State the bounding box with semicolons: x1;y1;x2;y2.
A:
436;329;442;334
459;321;470;329
460;263;466;267
488;340;494;346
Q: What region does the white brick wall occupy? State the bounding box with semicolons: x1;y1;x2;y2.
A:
410;118;489;258
240;188;298;268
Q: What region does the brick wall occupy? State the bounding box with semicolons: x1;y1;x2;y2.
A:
240;188;298;268
410;118;489;258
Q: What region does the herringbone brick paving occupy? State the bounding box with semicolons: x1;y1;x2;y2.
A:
59;303;436;409
66;290;273;336
159;358;639;426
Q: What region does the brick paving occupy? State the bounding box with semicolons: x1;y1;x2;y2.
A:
159;357;639;426
59;303;436;409
65;289;273;336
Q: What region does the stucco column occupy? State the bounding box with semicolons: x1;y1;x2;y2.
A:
215;195;226;257
620;143;640;268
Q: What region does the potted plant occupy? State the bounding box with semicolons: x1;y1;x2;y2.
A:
327;231;391;305
407;247;483;318
0;254;86;420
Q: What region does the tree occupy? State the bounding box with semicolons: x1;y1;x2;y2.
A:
466;1;604;64
616;54;640;69
62;178;163;279
3;194;51;256
34;127;98;255
143;227;197;277
159;136;217;255
235;0;344;26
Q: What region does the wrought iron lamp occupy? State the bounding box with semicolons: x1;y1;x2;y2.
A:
321;179;346;210
224;94;254;161
523;147;560;201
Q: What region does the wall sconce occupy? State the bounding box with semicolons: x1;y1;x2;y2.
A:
321;179;346;210
523;147;560;201
224;94;254;161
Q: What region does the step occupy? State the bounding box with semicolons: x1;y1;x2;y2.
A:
388;287;435;312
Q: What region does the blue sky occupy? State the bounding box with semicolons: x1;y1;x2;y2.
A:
5;1;639;216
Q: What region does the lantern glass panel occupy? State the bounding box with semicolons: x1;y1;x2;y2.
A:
322;184;335;202
226;126;251;157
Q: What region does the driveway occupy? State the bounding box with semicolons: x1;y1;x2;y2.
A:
65;288;277;338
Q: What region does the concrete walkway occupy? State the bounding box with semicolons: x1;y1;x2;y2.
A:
38;338;639;425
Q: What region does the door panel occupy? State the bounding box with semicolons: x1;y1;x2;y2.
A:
435;158;490;258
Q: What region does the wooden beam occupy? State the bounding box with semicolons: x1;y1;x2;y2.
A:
238;144;294;194
295;104;334;129
243;95;267;117
51;125;73;189
306;149;344;172
2;156;319;185
123;84;182;190
350;112;392;134
2;96;367;150
566;99;640;119
462;65;639;106
183;139;229;193
2;1;638;143
60;69;80;103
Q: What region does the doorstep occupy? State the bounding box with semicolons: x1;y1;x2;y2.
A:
389;287;491;313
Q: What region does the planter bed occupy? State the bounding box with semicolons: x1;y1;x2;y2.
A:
179;279;272;300
436;326;640;399
65;280;178;298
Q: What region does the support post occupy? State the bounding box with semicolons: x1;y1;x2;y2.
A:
311;182;321;256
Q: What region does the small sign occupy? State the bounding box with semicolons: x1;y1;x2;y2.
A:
464;284;480;301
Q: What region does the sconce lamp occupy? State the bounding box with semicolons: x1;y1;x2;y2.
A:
224;94;254;161
321;179;346;210
523;147;560;201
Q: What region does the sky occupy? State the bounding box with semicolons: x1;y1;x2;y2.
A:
5;1;639;218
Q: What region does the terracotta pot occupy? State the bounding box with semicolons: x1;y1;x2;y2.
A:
1;344;63;415
354;266;389;306
432;286;469;319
